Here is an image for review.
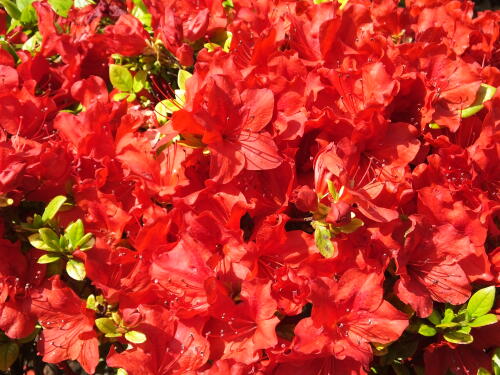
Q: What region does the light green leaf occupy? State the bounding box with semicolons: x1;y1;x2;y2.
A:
65;219;84;249
443;331;473;345
314;224;336;258
126;93;137;102
76;233;94;251
113;92;130;101
339;218;364;234
222;0;233;8
132;70;147;93
131;0;150;27
427;310;442;325
74;0;94;8
327;180;340;201
125;330;146;344
478;368;492;375
111;313;123;326
42;195;67;222
28;233;54;251
105;332;123;338
17;0;36;23
428;122;441;129
468;314;498;328
0;0;21;19
493;348;500;375
436;322;460;329
461;84;497;118
0;342;19;371
22;31;41;51
110;64;133;92
417;323;437;337
456;325;471;334
47;0;72;17
117;368;128;375
155;100;178;123
37;254;61;264
223;31;232;52
86;294;96;310
95;317;118;335
467;286;496;319
442;306;455;323
39;228;61;251
66;259;86;281
177;69;192;91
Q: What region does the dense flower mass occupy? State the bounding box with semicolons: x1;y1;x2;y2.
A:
0;0;499;373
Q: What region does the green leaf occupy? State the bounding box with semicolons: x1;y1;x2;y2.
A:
47;0;72;17
327;180;342;201
456;325;471;334
37;254;61;264
17;0;36;24
222;0;233;8
436;322;460;329
42;195;67;222
109;64;133;92
493;348;500;375
177;69;192;91
461;84;497;118
113;92;130;101
417;323;437;337
338;0;348;9
74;0;94;7
154;100;178;122
65;219;84;249
125;330;147;344
427;310;442;325
132;70;147;93
0;342;19;371
478;368;492;375
66;259;86;281
467;286;496;319
95;318;118;335
339;218;364;234
76;233;94;251
22;30;41;51
443;331;473;345
468;314;498;328
28;233;54;251
39;228;61;251
105;332;123;338
0;0;21;19
442;306;455;323
131;0;150;27
313;224;336;258
111;312;122;325
126;92;137;102
86;294;96;310
428;122;441;129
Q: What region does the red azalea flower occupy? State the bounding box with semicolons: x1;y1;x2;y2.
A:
204;279;280;365
394;218;475;317
31;276;99;374
0;237;44;339
293;269;408;367
171;75;282;183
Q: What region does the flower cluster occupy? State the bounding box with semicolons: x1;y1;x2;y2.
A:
0;0;499;374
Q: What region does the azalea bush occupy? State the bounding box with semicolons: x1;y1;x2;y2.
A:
0;0;499;373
